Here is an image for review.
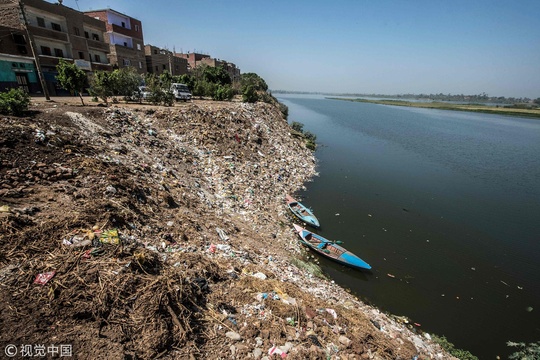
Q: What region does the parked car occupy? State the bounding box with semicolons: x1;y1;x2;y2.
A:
170;83;191;102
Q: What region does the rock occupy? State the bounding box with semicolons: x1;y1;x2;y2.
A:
253;348;262;359
339;335;352;348
225;331;242;341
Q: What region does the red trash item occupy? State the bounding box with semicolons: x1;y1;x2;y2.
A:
34;271;56;285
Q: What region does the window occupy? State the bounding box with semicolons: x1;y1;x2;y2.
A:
154;50;158;55
37;17;45;27
162;64;166;70
139;61;142;69
17;46;28;55
41;46;51;56
155;65;158;72
91;33;99;41
136;44;141;50
13;34;26;45
74;27;80;36
51;23;61;31
54;48;64;57
78;51;84;59
135;24;139;32
123;42;128;47
121;21;125;28
94;54;101;63
12;63;18;68
123;59;131;66
84;31;89;39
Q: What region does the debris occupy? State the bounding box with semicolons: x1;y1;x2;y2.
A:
100;229;120;245
326;308;337;320
0;205;10;213
34;271;56;285
216;227;229;241
387;273;396;278
339;335;352;347
252;272;267;280
225;331;242;341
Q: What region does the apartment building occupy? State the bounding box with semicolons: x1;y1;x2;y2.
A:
144;45;188;76
84;9;146;74
0;0;110;94
177;52;240;82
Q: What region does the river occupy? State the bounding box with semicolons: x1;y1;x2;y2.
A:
277;94;540;359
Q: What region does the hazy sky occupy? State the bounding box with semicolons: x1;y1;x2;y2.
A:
56;0;539;98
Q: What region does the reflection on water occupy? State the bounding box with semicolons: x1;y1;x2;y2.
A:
278;95;540;359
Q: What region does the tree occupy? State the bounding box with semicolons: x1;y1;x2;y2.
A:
90;71;115;105
56;59;87;105
111;67;142;100
240;73;268;92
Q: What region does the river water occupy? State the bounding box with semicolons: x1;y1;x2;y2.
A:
277;94;540;359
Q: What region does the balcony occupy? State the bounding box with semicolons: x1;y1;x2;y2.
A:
86;39;110;52
29;25;68;42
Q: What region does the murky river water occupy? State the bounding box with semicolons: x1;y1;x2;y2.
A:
277;94;540;359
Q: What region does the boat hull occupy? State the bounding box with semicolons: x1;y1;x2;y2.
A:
286;195;320;228
293;224;371;270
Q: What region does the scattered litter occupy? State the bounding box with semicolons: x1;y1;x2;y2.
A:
252;272;267;280
216;227;229;241
500;280;510;287
100;229;120;245
526;306;533;312
326;308;337;320
387;274;396;278
335;213;340;216
34;271;56;285
0;205;10;213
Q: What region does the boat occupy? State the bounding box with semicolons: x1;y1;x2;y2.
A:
293;224;372;270
286;194;320;228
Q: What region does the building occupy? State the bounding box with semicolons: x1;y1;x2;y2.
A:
0;0;110;94
176;52;209;72
144;45;188;76
84;9;146;74
177;52;241;81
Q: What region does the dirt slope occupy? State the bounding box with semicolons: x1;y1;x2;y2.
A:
0;98;453;359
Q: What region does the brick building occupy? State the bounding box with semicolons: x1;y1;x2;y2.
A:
177;52;240;82
84;9;146;74
0;0;110;94
144;45;188;76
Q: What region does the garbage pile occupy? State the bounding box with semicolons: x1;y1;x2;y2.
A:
0;100;453;359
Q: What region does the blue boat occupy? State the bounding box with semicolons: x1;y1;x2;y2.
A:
293;224;372;270
286;194;320;228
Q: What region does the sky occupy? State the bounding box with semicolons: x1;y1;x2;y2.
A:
55;0;539;98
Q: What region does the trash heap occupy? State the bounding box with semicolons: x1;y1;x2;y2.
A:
0;100;453;359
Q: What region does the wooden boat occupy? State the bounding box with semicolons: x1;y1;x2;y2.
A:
286;194;320;228
293;224;372;270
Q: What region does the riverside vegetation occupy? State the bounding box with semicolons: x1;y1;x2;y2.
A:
330;97;540;118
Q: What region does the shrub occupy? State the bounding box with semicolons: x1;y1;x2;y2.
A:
56;59;87;105
508;340;540;359
242;85;258;103
432;335;478;360
0;88;30;116
279;103;289;119
290;121;304;132
213;84;234;101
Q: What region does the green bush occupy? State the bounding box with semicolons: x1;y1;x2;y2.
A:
290;121;304;132
508;340;540;359
213;84;234;101
242;85;258;103
0;88;30;116
432;335;478;360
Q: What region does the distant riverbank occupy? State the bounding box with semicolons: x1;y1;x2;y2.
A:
329;97;540;118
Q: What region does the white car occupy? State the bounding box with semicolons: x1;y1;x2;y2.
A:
170;83;191;101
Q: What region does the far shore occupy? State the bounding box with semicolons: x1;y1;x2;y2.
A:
329;97;540;118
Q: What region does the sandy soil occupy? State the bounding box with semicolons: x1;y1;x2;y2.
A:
0;96;454;359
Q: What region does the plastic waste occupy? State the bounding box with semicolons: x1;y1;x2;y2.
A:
34;271;56;285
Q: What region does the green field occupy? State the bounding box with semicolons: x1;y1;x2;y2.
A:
329;98;540;119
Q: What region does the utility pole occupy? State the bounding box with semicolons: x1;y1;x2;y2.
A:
17;0;50;100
